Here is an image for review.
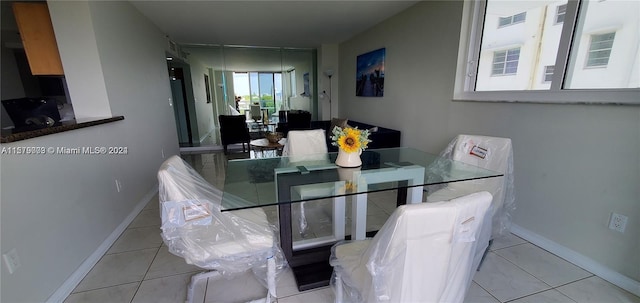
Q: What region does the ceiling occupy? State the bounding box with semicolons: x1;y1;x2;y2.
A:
130;1;419;48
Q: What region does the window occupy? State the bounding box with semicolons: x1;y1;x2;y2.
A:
585;32;615;67
233;72;282;116
543;66;554;82
492;48;520;76
555;4;567;24
498;12;526;27
455;0;639;104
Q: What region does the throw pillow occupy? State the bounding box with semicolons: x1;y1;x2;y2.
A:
330;117;349;132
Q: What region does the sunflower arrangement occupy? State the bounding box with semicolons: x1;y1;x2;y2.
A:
330;126;371;153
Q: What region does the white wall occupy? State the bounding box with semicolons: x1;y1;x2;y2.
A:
339;0;639;285
0;1;179;302
319;43;339;120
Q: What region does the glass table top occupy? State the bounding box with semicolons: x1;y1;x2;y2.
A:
221;147;503;211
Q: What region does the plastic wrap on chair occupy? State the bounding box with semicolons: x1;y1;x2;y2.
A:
330;192;492;303
157;156;287;281
426;134;515;239
282;129;328;158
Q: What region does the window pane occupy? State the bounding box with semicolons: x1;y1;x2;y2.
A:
544;66;554;82
476;0;566;91
274;73;282;102
565;0;640;89
258;73;273;103
249;72;259;102
498;17;511;27
513;12;526;23
555;4;566;24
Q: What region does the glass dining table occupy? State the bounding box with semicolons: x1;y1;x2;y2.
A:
221;147;503;291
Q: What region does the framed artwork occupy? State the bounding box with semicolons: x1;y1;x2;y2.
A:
356;48;385;97
204;74;212;103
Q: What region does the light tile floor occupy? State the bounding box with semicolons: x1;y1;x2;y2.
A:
64;152;640;303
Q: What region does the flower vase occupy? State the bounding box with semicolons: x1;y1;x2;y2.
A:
335;148;362;168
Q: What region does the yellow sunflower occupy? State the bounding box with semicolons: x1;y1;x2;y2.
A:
338;129;361;153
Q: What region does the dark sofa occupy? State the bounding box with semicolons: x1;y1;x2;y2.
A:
309;120;401;152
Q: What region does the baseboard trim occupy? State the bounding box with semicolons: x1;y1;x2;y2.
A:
46;185;159;303
510;224;640;297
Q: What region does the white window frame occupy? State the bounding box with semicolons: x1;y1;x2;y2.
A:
453;0;639;105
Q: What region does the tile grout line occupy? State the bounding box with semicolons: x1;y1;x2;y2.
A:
492;242;596;292
129;246;162;303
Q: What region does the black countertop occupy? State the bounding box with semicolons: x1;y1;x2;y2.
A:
1;116;124;143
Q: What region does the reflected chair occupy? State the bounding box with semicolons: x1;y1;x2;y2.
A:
158;155;284;303
249;104;263;131
330;192;492;303
426;134;514;271
218;115;251;154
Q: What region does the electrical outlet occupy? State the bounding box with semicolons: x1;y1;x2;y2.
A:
3;248;21;274
608;213;628;233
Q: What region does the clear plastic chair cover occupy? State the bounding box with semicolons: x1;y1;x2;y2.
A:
427;134;515;239
330;192;492;303
157;155;287;282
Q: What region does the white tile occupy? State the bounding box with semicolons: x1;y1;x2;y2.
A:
74;248;157;292
133;272;203;303
107;226;163;254
128;208;161;228
557;276;640;303
490;233;527;250
464;282;500;303
145;246;201;279
510;289;577;303
473;253;551;302
275;268;302;299
143;194;160;211
494;243;592;287
278;286;334;303
64;282;139;303
204;271;268;303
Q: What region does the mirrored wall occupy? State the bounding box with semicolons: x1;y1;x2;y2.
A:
169;45;317;148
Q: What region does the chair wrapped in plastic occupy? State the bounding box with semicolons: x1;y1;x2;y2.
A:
426;134;514;270
158;155;286;303
281;129;344;244
330;192;492;303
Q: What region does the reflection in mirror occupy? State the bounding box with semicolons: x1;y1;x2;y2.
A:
174;44;316;149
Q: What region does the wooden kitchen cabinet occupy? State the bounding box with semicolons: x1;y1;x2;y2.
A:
12;2;64;76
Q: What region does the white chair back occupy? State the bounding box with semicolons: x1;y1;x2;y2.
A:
361;192;492;302
283;129;329;164
158;155;223;206
449;135;512;214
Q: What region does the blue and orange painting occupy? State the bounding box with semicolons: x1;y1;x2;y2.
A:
356;48;385;97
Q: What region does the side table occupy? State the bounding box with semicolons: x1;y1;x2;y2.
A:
250;138;286;158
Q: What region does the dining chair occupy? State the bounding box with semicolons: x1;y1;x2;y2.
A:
218;115;251;154
330;191;492;303
282;129;346;246
426;134;514;270
158;155;284;303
